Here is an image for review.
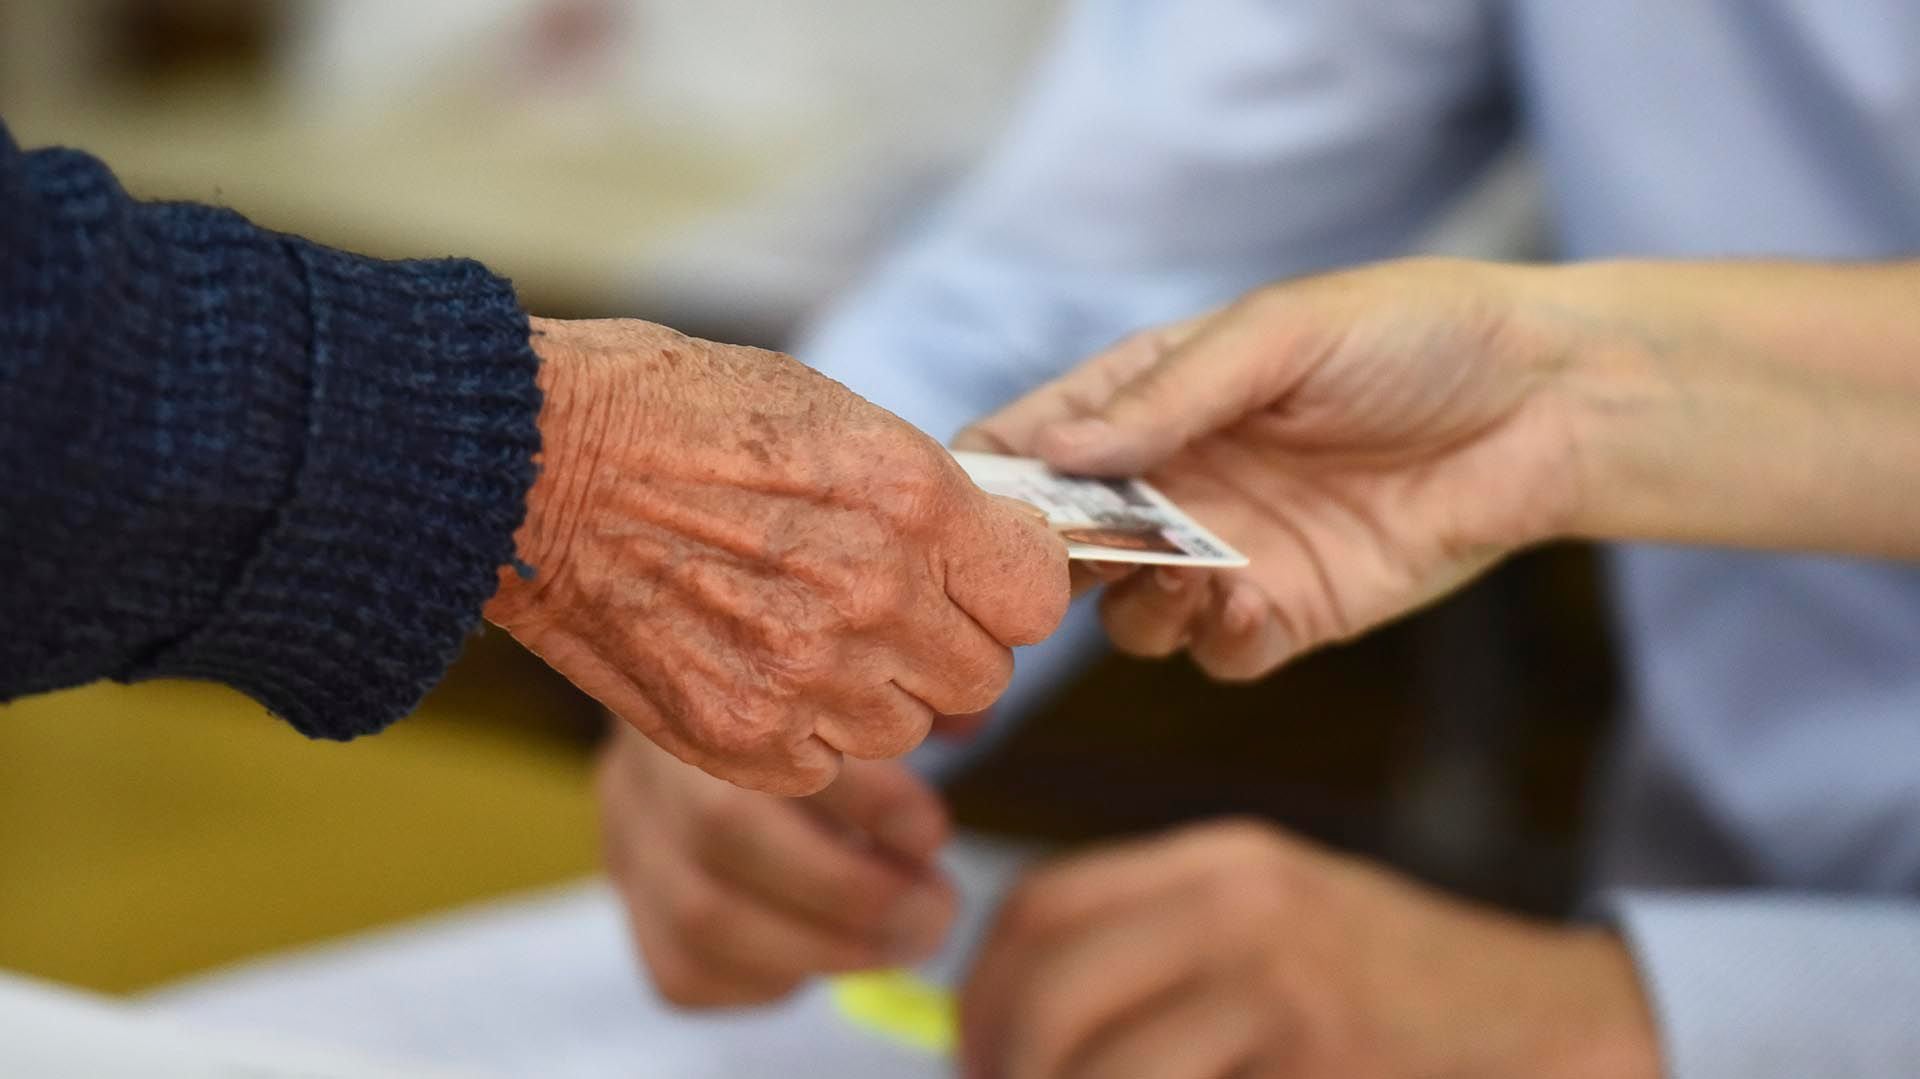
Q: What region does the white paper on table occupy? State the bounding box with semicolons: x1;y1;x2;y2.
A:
140;835;1038;1079
0;971;475;1079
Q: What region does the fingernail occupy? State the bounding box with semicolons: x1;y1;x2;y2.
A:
998;496;1050;523
1155;567;1186;592
883;888;947;961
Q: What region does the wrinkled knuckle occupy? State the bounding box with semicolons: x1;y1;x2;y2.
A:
876;438;965;526
1015;573;1071;645
776;534;862;601
948;646;1015;714
789;744;844;795
902;434;962;490
763;618;843;684
674;694;735;749
975;646;1019;709
998;579;1075;645
885;707;936;758
692;694;794;762
932;685;990;724
834;570;912;633
839;706;930;764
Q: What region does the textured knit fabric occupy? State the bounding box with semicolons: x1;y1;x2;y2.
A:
0;119;542;740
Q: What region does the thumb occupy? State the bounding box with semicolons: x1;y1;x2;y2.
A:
1034;308;1273;476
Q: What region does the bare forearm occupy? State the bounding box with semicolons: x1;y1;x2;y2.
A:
1538;259;1920;559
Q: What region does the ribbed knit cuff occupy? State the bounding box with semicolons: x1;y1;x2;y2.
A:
135;243;541;739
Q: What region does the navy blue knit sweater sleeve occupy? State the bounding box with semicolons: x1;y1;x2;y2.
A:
0;120;542;739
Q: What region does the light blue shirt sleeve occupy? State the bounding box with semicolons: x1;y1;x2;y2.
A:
793;0;1511;771
799;0;1512;438
1612;892;1920;1078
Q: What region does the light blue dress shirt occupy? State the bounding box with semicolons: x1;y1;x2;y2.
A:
796;2;1920;1073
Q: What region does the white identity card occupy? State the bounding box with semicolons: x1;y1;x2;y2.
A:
954;451;1249;568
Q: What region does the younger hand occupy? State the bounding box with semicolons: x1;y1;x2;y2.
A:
490;318;1069;794
961;819;1660;1079
960;259;1595;681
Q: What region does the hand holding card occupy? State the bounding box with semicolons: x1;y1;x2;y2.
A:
953;452;1248;568
955;262;1583;683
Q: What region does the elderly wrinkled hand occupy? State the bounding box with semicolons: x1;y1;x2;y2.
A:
487;318;1069;795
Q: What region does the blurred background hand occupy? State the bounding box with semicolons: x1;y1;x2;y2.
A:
961;259;1593;682
488;317;1069;794
595;720;957;1007
960;818;1659;1079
